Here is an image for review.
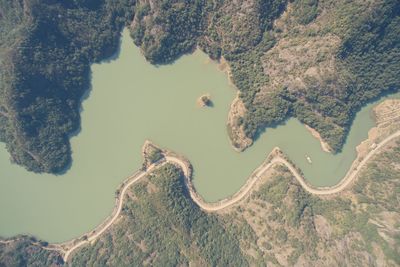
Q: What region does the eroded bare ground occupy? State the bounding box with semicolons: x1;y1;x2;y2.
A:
219;142;400;266
228;0;344;150
256;0;373;102
224;0;393;153
217;99;400;266
356;99;400;161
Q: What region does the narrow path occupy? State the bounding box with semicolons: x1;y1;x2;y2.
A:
10;130;400;263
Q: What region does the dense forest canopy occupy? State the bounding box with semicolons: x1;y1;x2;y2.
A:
0;236;63;267
0;0;134;172
0;0;399;173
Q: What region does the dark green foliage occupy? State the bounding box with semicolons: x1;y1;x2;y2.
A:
0;0;134;173
1;0;400;173
131;0;206;64
0;237;63;267
207;0;290;139
128;0;292;141
338;0;400;109
242;91;292;139
293;100;346;151
292;0;319;25
71;164;247;266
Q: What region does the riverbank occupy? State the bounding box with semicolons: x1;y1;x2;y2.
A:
6;118;398;263
58;97;400;259
305;125;332;153
44;100;400;261
226;94;253;152
216;56;253;152
1;30;399;245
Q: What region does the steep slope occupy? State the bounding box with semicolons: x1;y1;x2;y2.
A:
131;0;400;152
223;142;400;265
0;0;134;173
2;140;399;266
70;164;247;266
0;237;63;267
1;0;399;173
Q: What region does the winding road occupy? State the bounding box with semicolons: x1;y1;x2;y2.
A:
55;129;400;262
173;130;400;211
1;130;397;262
62;162;167;262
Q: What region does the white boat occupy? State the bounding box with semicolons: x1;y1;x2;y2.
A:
306;155;312;164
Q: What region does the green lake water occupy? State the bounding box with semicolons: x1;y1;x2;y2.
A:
0;30;398;242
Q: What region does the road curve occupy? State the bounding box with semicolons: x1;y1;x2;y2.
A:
62;162;168;262
27;130;400;262
182;130;400;212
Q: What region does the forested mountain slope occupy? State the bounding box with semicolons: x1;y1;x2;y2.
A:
2;141;400;266
0;0;399;173
131;0;400;152
71;142;400;266
0;0;134;172
0;237;62;267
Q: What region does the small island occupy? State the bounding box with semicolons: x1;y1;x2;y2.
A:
197;94;213;107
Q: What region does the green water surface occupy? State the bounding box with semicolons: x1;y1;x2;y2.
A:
0;30;398;242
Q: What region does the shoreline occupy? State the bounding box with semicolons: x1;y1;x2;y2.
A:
3;124;399;262
305;125;332;153
215;56;254;152
2;48;399;263
226;94;253;152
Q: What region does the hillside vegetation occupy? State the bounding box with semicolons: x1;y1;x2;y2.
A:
2;140;400;266
0;0;399;173
131;0;400;152
71;164;247;266
0;0;134;172
0;237;62;267
225;142;400;265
